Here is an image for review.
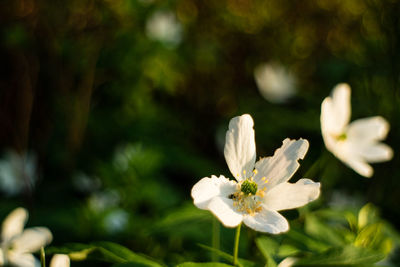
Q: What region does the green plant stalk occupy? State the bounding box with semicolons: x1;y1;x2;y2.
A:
212;217;220;262
40;247;45;267
233;223;242;266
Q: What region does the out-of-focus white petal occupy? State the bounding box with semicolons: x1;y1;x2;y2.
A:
12;227;52;254
332;83;351;133
277;257;298;267
263;179;320;211
208;197;243;227
253;139;309;190
191;175;237;210
0;249;4;265
345;157;373;178
254;63;296;103
7;251;39;267
347;116;390;143
2;207;28;242
224;114;256;181
146;10;182;45
50;254;70;267
243;206;288;234
359;143;393;163
321;84;351;137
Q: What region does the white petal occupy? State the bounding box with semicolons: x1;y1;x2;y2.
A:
243;206;288;234
254;139;309;190
359;143;393;163
2;207;28;242
0;249;4;265
191;175;237;210
7;251;39;267
321;83;351;136
347;116;390;143
12;227;53;253
278;257;298;267
50;254;70;267
224;114;256;181
263;179;320;211
207;197;243;227
345;157;373;177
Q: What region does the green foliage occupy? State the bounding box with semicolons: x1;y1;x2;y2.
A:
1;0;400;266
176;263;234;267
48;242;163;266
293;246;384;266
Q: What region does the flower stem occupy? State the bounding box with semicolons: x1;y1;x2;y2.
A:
40;247;46;267
212;217;220;262
233;223;242;266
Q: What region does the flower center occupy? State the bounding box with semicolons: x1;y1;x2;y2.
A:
337;133;347;141
241;180;257;195
230;172;268;216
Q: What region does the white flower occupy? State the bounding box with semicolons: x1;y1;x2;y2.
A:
321;83;393;177
146;11;182;46
254;63;296;103
50;254;70;267
0;207;52;267
191;114;320;233
0;151;37;196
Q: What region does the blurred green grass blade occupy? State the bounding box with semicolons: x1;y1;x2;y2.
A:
47;242;163;266
197;244;256;267
293;245;385;266
113;263;164;267
255;237;278;267
286;228;330;252
305;214;346;246
92;242;164;266
176;262;234;267
358;203;379;230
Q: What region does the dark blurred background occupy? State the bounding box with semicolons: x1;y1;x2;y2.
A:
0;0;399;265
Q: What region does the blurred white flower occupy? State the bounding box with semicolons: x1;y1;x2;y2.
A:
72;172;101;193
278;257;298;267
191;114;320;233
0;150;37;196
321;83;393;177
0;207;52;267
146;11;182;46
89;190;120;213
103;209;129;234
50;254;70;267
254;63;296;103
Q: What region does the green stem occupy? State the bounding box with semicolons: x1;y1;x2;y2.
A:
212;217;220;262
40;247;46;267
233;223;242;266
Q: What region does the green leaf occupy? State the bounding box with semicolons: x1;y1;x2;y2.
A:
286;228;330;253
255;237;278;267
354;223;382;248
176;262;234;267
113;263;163;267
197;244;256;267
358;203;379;230
47;242;163;266
305;214;346;247
294;245;385;266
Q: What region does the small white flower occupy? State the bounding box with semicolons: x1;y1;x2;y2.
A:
146;11;182;46
191;114;320;233
254;63;296;103
0;207;53;267
50;254;70;267
321;83;393;177
0;151;37;196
